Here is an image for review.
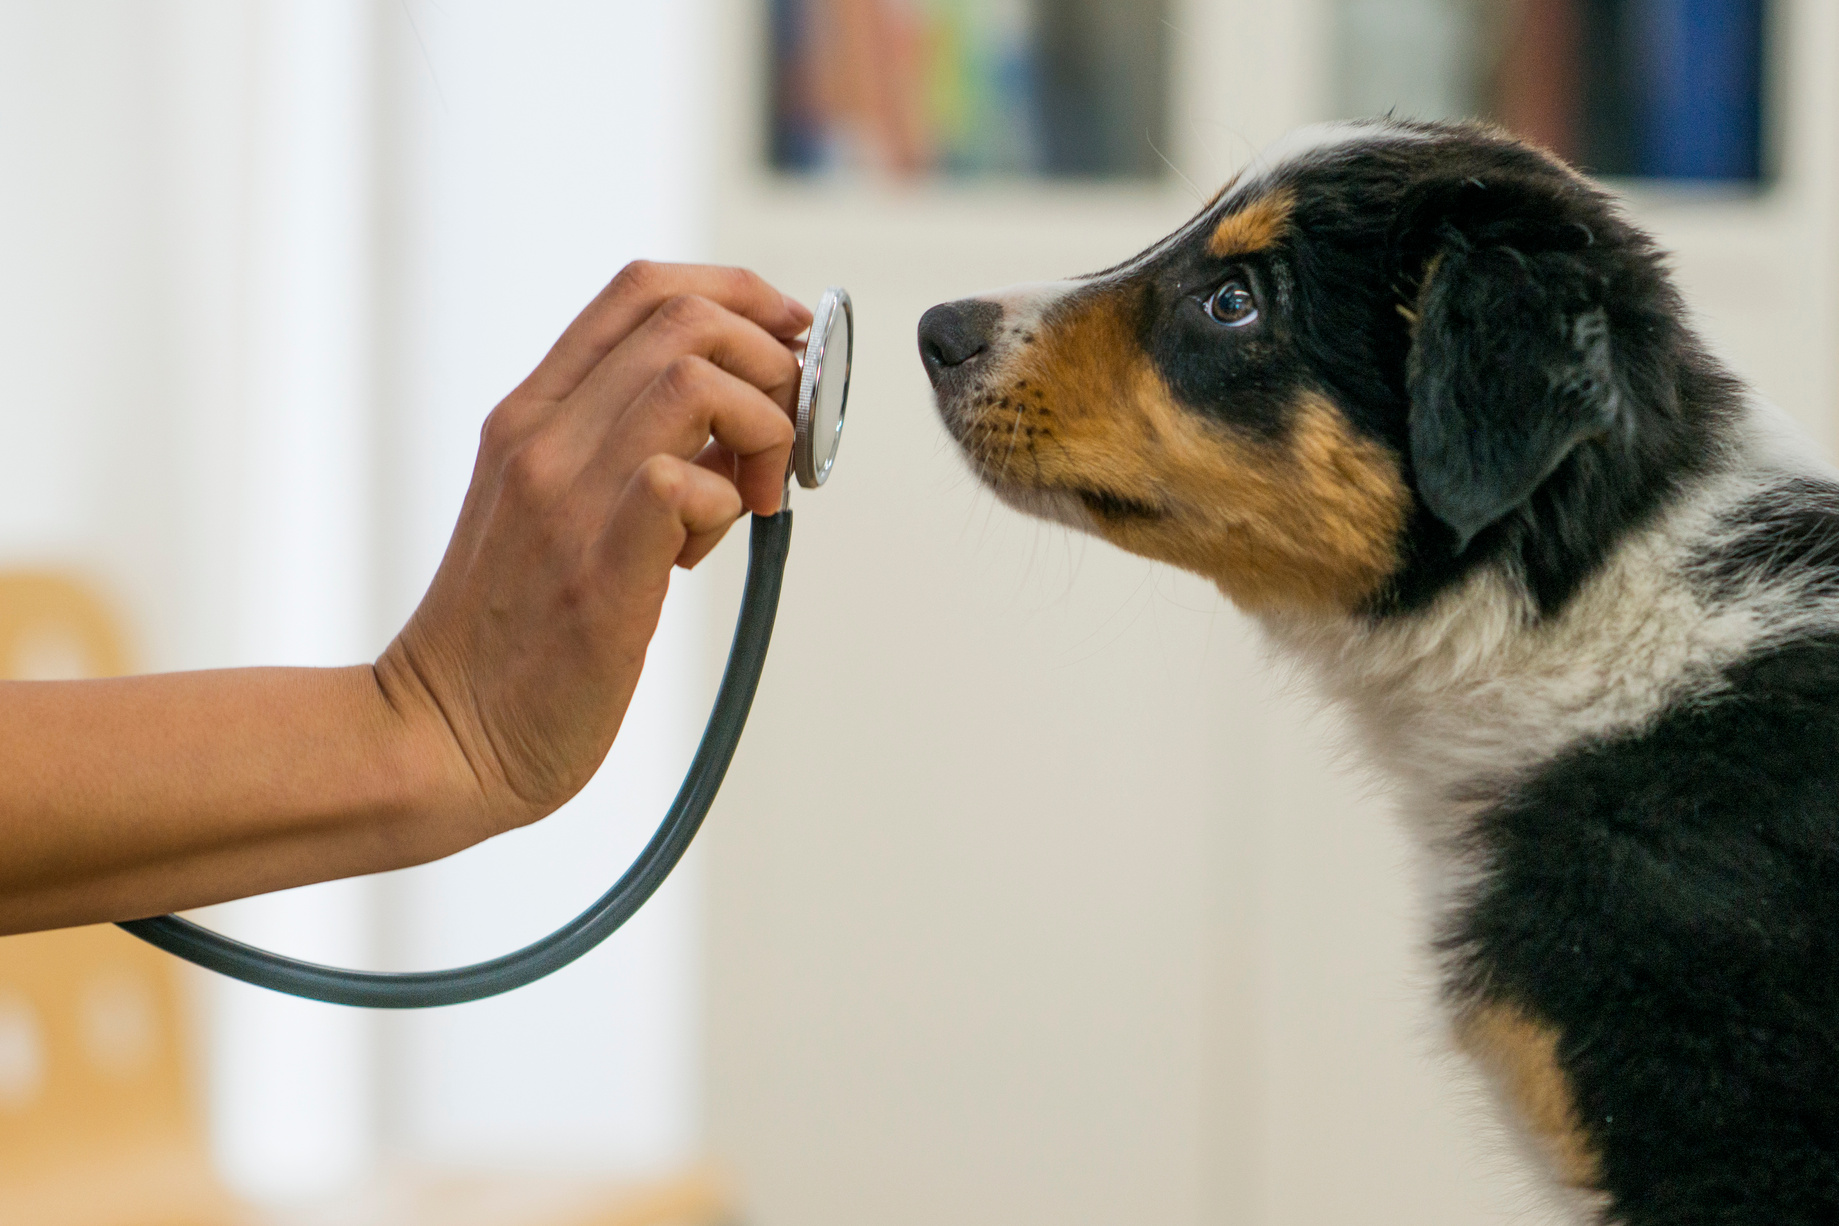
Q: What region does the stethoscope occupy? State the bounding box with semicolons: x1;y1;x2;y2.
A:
116;287;855;1009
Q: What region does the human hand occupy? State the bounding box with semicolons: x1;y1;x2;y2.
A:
375;262;812;843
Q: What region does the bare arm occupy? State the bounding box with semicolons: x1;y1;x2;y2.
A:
0;261;810;935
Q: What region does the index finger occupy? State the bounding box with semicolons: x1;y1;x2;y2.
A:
521;262;813;403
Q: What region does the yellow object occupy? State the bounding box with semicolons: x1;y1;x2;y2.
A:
0;571;130;679
0;923;243;1226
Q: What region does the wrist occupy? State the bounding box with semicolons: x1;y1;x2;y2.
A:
365;644;508;860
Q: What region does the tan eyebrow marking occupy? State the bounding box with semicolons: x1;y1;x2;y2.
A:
1207;190;1295;259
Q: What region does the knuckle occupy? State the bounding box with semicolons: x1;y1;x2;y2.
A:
656;292;717;332
718;264;761;298
634;454;685;506
479;402;528;456
658;353;713;401
502;436;562;504
611;258;660;297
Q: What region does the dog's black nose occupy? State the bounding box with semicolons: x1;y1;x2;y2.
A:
918;299;1001;385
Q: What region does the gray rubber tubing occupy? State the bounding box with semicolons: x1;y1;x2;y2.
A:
116;511;793;1009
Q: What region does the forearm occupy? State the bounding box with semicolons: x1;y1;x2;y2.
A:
0;665;477;934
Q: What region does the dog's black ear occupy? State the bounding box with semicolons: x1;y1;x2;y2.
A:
1404;207;1628;552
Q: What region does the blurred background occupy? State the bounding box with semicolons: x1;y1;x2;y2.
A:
0;1;1832;1224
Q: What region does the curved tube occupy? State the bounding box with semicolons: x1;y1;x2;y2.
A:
116;511;793;1009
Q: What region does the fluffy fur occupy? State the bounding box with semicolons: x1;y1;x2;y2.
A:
919;118;1839;1223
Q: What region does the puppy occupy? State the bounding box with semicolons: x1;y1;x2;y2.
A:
919;118;1839;1224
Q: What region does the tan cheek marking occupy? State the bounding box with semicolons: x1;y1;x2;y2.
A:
1207;190;1294;259
1093;389;1409;612
1459;1003;1603;1190
1185;395;1408;611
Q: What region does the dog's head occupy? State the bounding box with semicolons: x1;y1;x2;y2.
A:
921;119;1725;618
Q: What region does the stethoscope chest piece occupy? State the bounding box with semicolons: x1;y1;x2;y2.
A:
793;286;852;492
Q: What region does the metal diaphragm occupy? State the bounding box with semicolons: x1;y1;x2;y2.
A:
793;286;853;490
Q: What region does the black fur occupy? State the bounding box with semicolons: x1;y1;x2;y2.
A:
1446;631;1839;1223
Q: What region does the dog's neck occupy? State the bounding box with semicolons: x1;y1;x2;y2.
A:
1251;400;1834;845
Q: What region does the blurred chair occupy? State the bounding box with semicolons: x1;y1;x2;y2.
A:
0;573;734;1226
0;923;244;1226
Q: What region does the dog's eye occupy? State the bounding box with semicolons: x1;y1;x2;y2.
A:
1206;279;1258;327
